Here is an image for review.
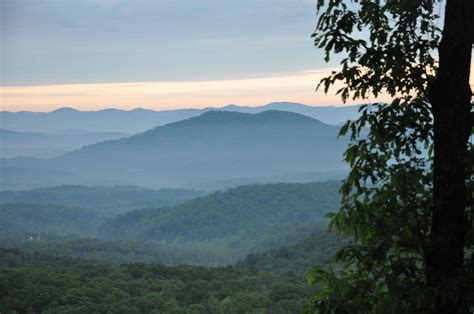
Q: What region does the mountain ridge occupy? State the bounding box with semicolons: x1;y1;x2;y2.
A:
0;102;360;133
98;181;341;254
54;110;331;159
1;102;355;114
1;110;348;190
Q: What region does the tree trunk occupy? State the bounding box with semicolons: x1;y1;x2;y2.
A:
427;0;473;313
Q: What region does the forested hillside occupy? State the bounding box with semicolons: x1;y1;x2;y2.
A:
1;111;348;190
99;182;341;255
0;181;345;311
3;231;346;271
237;231;348;274
0;181;342;266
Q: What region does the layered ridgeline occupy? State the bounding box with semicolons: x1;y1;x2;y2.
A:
98;181;341;263
1;110;348;190
0;185;204;242
0;102;360;134
0;128;129;158
0;182;345;313
1;181;342;266
0;185;205;240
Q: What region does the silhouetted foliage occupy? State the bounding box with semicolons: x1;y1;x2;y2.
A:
308;0;474;313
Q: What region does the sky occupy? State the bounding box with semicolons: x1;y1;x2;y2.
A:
0;0;471;112
0;0;355;111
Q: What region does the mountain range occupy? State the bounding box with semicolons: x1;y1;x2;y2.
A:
0;110;349;191
0;102;360;134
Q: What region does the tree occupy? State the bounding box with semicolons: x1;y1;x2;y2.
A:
307;0;473;313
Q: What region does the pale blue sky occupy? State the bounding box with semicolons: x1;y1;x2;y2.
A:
1;0;329;86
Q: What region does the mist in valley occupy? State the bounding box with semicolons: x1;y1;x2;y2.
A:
1;1;370;312
0;103;351;311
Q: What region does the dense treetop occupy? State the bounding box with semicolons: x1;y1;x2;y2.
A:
237;231;348;275
0;248;312;313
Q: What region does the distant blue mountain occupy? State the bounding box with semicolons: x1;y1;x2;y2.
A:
0;102;360;134
1;110;349;191
216;102;360;125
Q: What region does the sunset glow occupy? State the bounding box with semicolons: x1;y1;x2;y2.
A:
1;69;395;112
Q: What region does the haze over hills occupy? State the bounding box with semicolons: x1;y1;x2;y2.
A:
0;128;130;158
181;169;346;191
0;185;205;217
0;107;200;134
1;182;343;266
0;110;348;191
0;102;360;134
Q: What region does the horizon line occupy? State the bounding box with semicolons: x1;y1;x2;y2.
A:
0;69;386;112
0;101;362;114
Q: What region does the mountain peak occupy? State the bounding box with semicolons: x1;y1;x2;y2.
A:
50;107;80;114
265;101;310;108
221;104;249;110
255;110;324;123
170;110;324;128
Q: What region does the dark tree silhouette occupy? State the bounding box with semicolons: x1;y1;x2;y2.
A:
308;0;473;313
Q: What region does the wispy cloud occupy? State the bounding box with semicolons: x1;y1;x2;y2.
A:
1;0;325;86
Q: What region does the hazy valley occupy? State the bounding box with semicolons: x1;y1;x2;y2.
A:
3;0;470;311
1;104;352;191
0;103;351;312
